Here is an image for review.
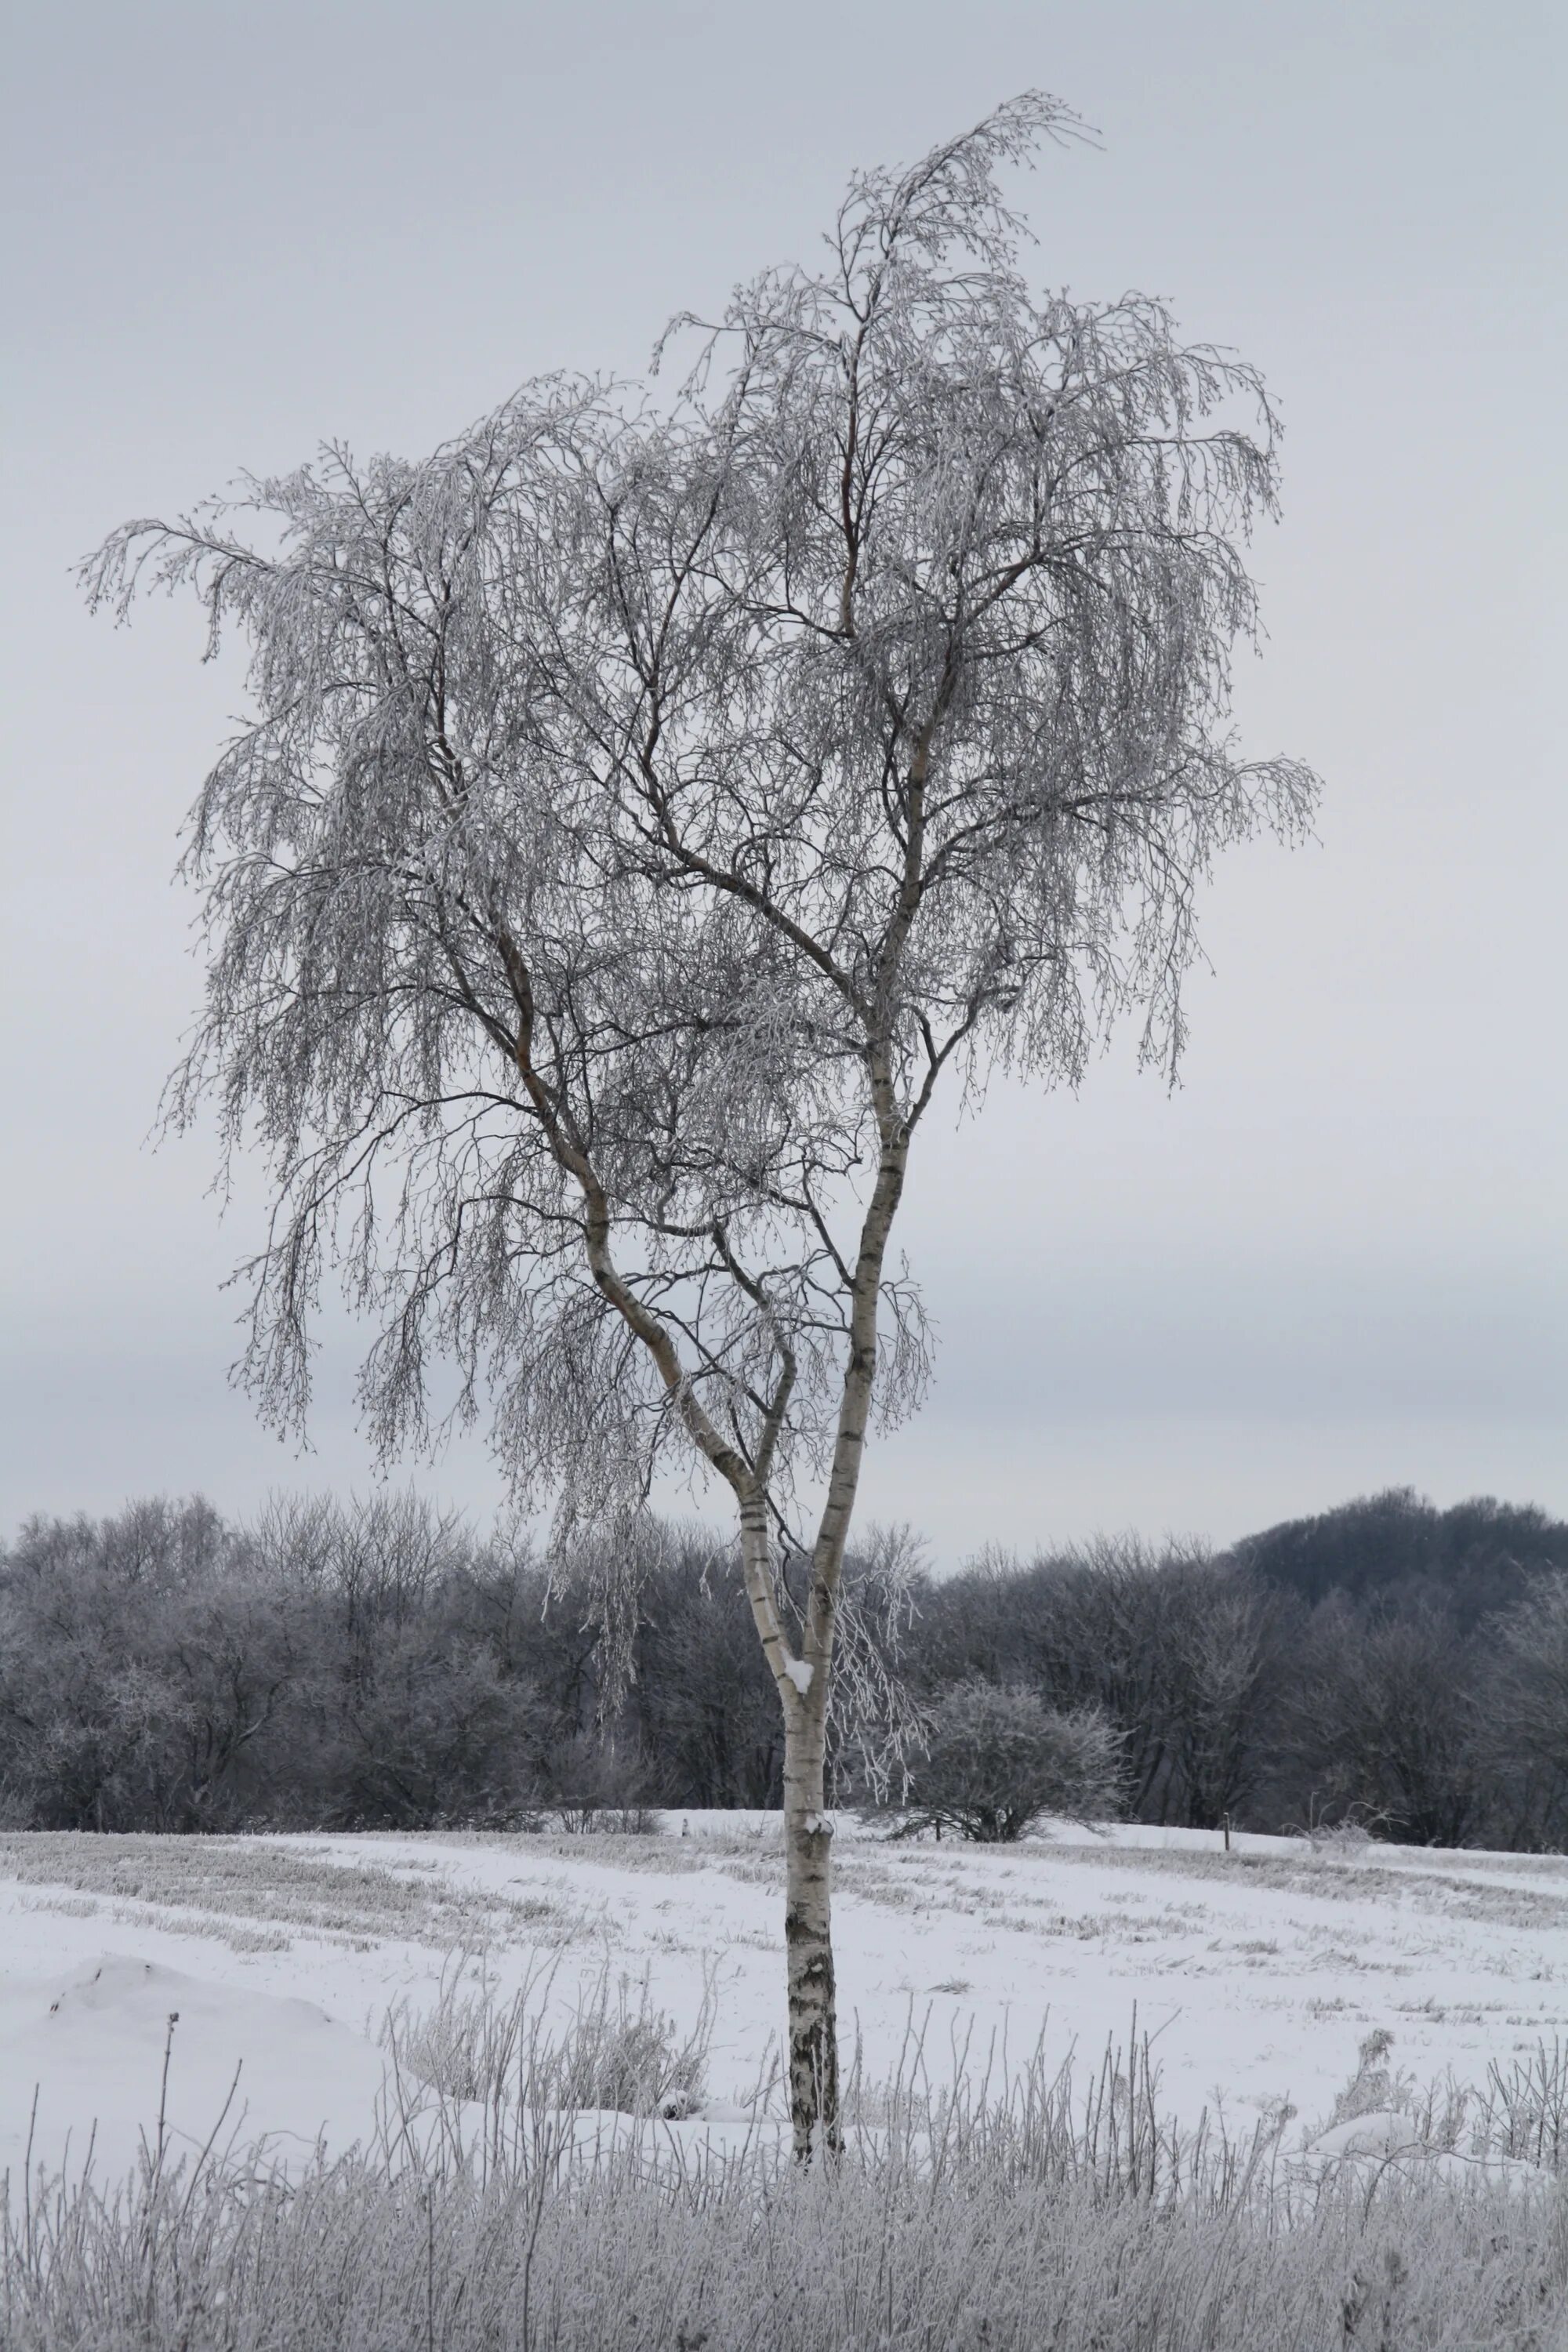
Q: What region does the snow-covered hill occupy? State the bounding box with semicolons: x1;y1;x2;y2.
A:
3;1816;1565;2184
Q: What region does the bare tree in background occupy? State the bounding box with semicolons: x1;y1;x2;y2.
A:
1482;1572;1568;1846
85;94;1316;2154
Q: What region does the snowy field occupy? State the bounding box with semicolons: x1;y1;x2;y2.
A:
3;1815;1566;2187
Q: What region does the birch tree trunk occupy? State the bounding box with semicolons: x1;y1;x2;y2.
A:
774;1124;907;2155
782;1698;839;2154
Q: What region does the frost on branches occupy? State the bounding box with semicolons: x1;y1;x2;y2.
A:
85;93;1317;2155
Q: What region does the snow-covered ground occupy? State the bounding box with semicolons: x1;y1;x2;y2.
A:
3;1815;1565;2186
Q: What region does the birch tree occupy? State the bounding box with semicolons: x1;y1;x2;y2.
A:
85;93;1317;2153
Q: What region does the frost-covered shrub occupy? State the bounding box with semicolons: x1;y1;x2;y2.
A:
1326;2027;1407;2129
900;1679;1123;1842
387;1959;713;2121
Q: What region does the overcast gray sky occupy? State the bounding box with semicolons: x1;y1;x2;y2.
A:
2;0;1563;1559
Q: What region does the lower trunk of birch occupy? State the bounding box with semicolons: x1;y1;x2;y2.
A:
782;1708;840;2158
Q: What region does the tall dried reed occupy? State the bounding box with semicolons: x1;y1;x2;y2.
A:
5;1991;1566;2350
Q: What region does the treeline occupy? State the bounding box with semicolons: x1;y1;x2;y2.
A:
914;1493;1568;1849
2;1488;1565;1849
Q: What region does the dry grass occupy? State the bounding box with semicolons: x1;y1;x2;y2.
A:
385;1955;718;2133
0;1833;573;1953
5;1983;1568;2350
5;2063;1567;2349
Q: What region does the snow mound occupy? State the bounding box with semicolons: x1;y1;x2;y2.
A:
1301;2109;1547;2190
1309;2108;1418;2161
0;1954;389;2189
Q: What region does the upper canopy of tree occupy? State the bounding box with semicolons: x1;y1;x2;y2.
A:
83;95;1317;1541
